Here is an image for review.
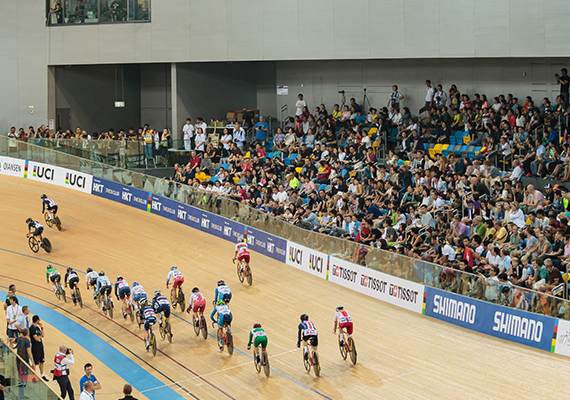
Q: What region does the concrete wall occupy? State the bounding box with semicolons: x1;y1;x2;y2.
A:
46;0;570;66
140;64;171;131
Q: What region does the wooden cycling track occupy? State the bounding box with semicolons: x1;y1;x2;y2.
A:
1;174;568;400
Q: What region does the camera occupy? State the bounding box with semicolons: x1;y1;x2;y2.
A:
66;348;72;355
338;90;345;94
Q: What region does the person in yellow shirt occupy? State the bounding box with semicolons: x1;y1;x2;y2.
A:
494;220;508;244
195;167;207;182
332;104;342;120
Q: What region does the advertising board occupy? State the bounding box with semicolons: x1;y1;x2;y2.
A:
24;160;92;193
266;235;287;263
91;177;122;202
285;242;328;279
246;227;267;256
0;156;25;178
120;186;150;212
150;195;177;221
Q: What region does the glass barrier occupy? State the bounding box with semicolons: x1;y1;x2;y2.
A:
1;135;568;320
47;0;149;25
0;342;63;400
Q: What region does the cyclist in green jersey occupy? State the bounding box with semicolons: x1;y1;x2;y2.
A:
46;264;61;294
247;322;268;363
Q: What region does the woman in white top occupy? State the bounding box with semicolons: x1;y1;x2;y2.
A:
194;128;206;152
515;108;525;128
509;202;526;228
218;126;233;155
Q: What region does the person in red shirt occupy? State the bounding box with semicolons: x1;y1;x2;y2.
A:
188;151;201;170
255;144;266;159
313;161;332;184
461;237;474;267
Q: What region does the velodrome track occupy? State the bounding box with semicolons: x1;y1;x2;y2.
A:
1;174;568;400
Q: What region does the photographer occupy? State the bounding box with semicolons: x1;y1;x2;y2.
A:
54;345;75;399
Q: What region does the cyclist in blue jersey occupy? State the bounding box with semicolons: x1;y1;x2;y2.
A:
297;314;318;360
213;280;232;304
210;299;232;349
131;282;147;312
95;271;113;309
114;276;131;319
139;298;157;350
40;194;58;218
152;290;171;328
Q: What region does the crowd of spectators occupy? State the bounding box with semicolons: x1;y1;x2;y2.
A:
169;71;570;315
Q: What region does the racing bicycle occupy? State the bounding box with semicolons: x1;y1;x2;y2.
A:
338;330;357;365
192;309;208;339
147;327;157;356
171;286;185;313
213;321;233;355
44;211;62;231
54;281;66;303
70;285;82;308
101;291;114;319
158;313;172;343
27;234;52;254
234;259;252;286
253;344;270;377
303;339;320;377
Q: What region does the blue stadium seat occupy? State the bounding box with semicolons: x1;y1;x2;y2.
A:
266;141;273;151
221;163;230;170
423;143;429;150
449;136;456;145
318;184;327;192
442;145;455;157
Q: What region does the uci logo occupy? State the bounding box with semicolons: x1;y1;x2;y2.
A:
34;166;55;180
308;254;324;273
289;248;303;265
66;173;86;188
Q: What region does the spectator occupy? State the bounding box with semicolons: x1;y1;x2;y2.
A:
388;85;404;110
54;346;75;400
420;80;435;114
5;296;22;345
15;328;34;384
3;284;15;311
555;68;570;103
182;118;194;150
30;315;48;381
295;94;306;117
80;381;94;400
14;305;31;333
232;122;246;150
254;116;269;146
119;384;138;400
79;363;102;399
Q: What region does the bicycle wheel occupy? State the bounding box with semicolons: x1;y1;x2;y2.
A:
349;337;357;365
54;217;62;231
226;331;234;355
201;317;208;339
246;266;253;286
263;351;270;377
159;321;166;340
28;237;39;253
129;304;135;323
303;351;311;372
44;213;54;228
95;295;101;309
167;322;172;343
193;317;200;336
151;332;157;356
216;330;224;352
313;352;321;377
339;335;347;360
136;311;142;329
170;291;177;310
60;285;67;303
178;291;185;314
253;349;261;373
76;289;83;308
54;286;61;301
237;264;244;283
42;238;52;253
108;298;113;319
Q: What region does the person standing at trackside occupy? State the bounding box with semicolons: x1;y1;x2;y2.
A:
30;315;49;381
555;68;570;103
332;306;354;344
388;85;404;110
79;381;94;400
119;384;138;400
420;80;435;114
5;296;22;345
53;345;75;399
14;305;31;334
182;118;194;151
297;314;318;361
40;194;58;219
4;285;16;311
295;94;306;117
79;363;101;399
16;328;34;383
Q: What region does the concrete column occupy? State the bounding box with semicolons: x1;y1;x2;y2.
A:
171;62;178;141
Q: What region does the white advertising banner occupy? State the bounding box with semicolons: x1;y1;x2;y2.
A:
328;256;424;313
285;242;328;279
555;319;570;356
24;160;92;194
0;156;25;178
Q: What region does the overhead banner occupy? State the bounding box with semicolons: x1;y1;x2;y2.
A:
266;235;287;263
285;242;328;279
424;287;556;352
150;195;176;221
328;256;424;313
91;177;122;202
0;156;25;178
24;160;92;193
120;186;150;212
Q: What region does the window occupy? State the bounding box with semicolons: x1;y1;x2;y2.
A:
46;0;149;25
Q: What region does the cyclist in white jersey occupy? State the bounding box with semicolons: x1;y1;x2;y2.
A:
95;271;113;307
40;194;58;218
85;268;99;299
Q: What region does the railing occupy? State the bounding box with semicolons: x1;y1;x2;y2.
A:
1;134;568;321
0;341;63;400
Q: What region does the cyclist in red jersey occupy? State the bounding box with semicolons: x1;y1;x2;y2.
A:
332;306;353;346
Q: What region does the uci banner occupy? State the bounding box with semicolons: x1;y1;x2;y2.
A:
24;160;92;194
285;242;329;279
424;287;556;352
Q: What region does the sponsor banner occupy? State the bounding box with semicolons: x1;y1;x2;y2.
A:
91;177;122;202
120;186;150;212
176;203;201;228
199;211;224;238
285;242;328;279
150;195;176;221
246;228;267;256
424;287;556;352
24;160;92;193
222;219;244;243
266;235;287;263
328;256;423;313
0;156;25;178
554;319;570;356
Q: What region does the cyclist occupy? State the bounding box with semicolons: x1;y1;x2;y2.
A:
332;306;353;346
233;238;250;273
247;323;268;364
210;299;232;350
40;194;58;219
46;265;61;294
139;298;157;350
85;268;99;299
114;277;131;319
297;314;318;361
152;290;171;330
166;265;184;306
64;267;80;304
95;271;113;309
187;287;206;323
26;218;44;247
213;280;232;304
131;282;147;312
